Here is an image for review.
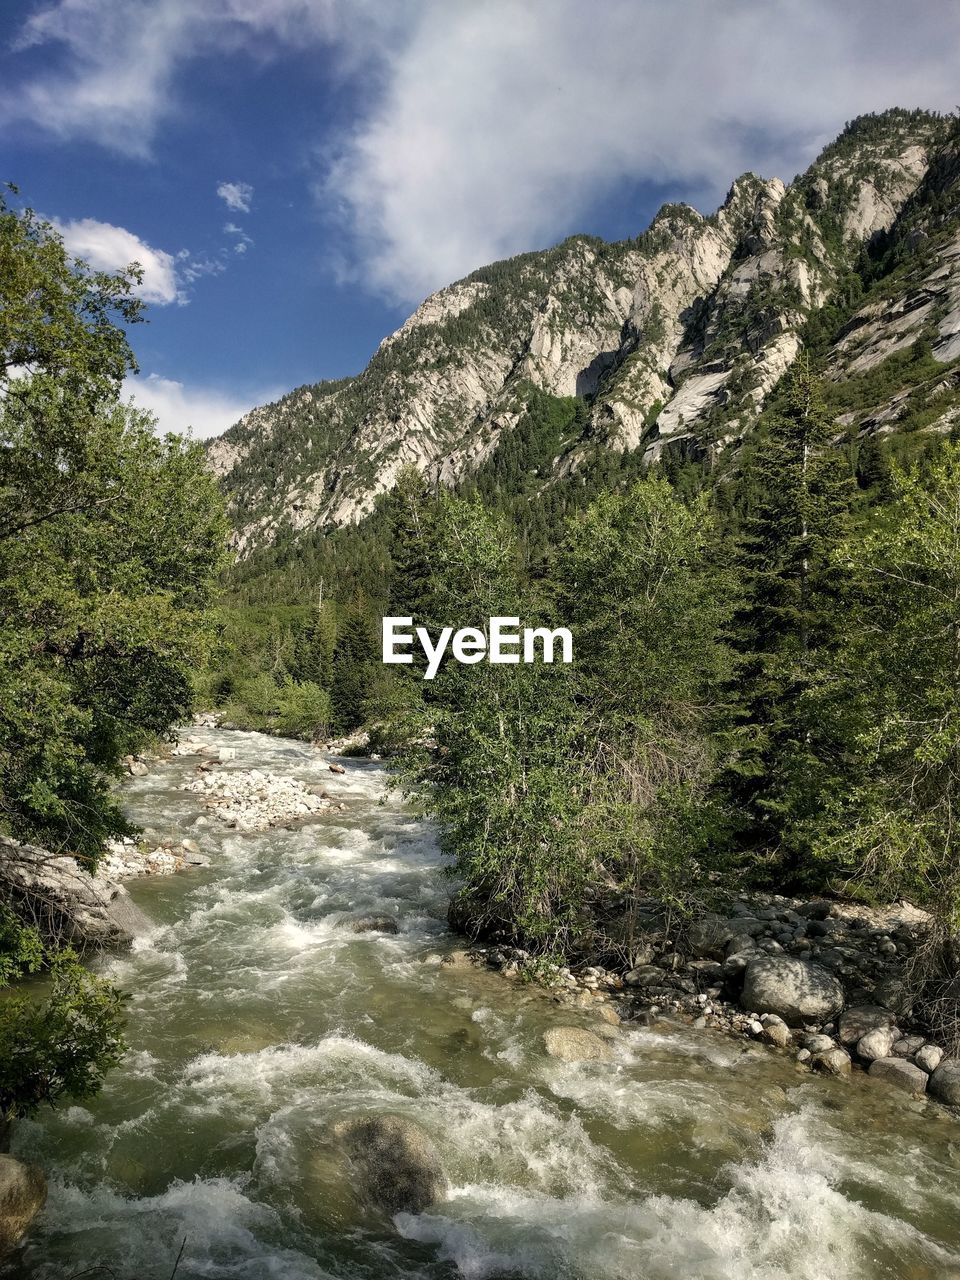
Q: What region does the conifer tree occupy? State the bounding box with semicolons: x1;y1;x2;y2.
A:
329;598;378;732
736;357;855;872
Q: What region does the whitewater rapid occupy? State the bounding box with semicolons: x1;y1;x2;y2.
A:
8;728;960;1279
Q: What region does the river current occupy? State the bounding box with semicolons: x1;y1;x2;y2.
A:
7;727;960;1279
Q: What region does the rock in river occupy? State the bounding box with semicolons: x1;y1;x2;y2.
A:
838;1006;893;1046
334;1115;447;1215
857;1027;899;1062
542;1026;613;1062
0;1155;46;1254
741;956;844;1026
351;915;399;934
869;1057;929;1096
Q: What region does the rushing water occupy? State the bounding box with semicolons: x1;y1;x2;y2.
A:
7;728;960;1279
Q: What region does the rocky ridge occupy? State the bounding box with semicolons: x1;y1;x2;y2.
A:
209;109;960;554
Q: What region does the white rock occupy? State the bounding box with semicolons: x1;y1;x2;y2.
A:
914;1044;944;1074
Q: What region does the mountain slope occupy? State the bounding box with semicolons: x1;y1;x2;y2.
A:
209;109;960;553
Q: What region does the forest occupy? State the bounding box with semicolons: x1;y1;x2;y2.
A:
209;354;960;1044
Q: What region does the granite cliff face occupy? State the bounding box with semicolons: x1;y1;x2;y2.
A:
208;109;960;553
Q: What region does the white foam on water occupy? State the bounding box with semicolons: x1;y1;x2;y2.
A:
181;1034;442;1116
398;1107;960;1280
28;1174;336;1280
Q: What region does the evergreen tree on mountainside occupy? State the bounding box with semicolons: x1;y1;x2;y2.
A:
855;434;895;501
292;597;337;688
329;598;379;733
733;359;855;875
385;467;440;627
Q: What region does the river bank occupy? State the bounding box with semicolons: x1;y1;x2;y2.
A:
7;725;960;1279
136;725;960;1116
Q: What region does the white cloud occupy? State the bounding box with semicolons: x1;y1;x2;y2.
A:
217;181;254;213
124;372;275;438
50;216;180;304
324;0;960;302
5;0;356;155
8;1;960;303
224;221;253;252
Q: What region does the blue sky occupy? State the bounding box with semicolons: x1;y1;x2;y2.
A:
2;0;958;437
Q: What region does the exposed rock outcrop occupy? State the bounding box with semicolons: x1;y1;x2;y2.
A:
210;110;959;557
0;836;150;950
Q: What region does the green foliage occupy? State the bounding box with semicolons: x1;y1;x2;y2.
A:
398;484;737;954
276;679;332;741
0;906;43;988
814;445;960;920
329;602;379;734
0;951;126;1124
398;496;592;949
0;200;229;863
0;186;143;402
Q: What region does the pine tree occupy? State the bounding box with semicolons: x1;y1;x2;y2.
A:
736;357;855;874
293;596;337;688
329;598;378;733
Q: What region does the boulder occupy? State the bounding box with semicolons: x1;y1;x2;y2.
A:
722;952;751;981
813;1048;852;1078
798;901;833;921
869;1057;928;1095
334;1115;447;1215
595;1004;621;1027
803;1033;835;1054
623;965;663;988
0;837;151;949
684;913;732;959
328;763;347;775
856;1027;898;1062
542;1027;613;1062
891;1035;923;1058
929;1058;960;1106
740;956;844;1026
838;1006;893;1047
351;915;399;935
871;976;912;1014
688;958;723;980
761;1021;792;1049
915;1044;944;1074
0;1155;46;1254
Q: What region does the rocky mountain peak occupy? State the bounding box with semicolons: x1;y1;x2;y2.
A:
211;108;959;554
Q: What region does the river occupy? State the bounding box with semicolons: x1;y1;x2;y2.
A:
7;727;960;1279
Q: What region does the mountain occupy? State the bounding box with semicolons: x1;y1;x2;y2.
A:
208;109;960;554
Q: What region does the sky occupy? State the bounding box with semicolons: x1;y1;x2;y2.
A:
1;0;958;439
